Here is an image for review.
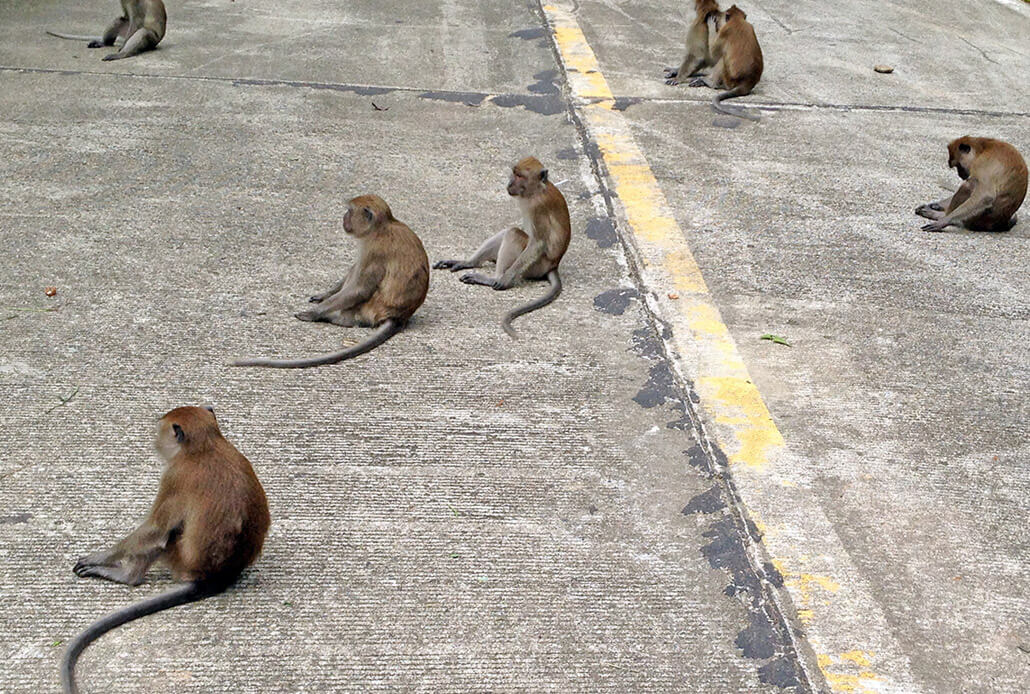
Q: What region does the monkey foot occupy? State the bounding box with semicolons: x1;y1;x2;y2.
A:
433;260;472;271
295;310;321;322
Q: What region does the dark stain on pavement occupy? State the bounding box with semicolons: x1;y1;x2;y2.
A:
593;288;638;315
682;485;726;515
509;27;546;41
0;513;32;525
585;216;618;248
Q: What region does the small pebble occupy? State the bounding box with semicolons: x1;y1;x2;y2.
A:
874;64;894;74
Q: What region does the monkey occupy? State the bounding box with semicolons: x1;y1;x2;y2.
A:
62;405;270;694
687;5;763;121
915;136;1027;232
47;0;166;61
234;195;430;368
433;157;571;338
663;0;722;85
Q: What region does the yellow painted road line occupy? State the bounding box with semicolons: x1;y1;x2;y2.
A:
541;2;920;692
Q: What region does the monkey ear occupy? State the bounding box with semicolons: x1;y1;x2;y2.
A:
172;423;185;444
540;169;549;183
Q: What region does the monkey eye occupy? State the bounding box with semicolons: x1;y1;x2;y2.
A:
959;143;971;153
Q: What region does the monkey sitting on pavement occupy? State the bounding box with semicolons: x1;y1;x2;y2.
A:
433;157;571;338
234;195;430;368
688;5;763;121
915;136;1027;232
664;0;722;85
62;405;270;694
47;0;166;61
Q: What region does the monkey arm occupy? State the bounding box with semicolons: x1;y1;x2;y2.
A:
309;263;358;303
297;265;381;321
496;240;546;289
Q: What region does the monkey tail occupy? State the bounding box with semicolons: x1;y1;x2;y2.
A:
231;318;404;369
61;581;214;694
502;269;562;339
46;31;101;41
712;86;761;121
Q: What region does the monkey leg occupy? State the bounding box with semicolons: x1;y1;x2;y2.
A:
666;55;705;85
88;16;129;47
434;228;511;271
916;186;970;221
103;27;159;61
914;203;946;221
494;228;529;278
459;229;530;289
690;61;724;89
923;182;991;232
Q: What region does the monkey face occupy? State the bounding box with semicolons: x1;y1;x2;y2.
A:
947;138;975;180
508;161;548;197
507;170;525;197
154;420;181;461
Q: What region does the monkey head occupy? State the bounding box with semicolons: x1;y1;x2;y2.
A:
947;136;978;180
725;5;746;21
155;406;220;460
508;157;549;197
344;195;392;237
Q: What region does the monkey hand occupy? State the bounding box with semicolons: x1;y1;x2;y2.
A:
921;220;949;232
665;77;683;86
308;295;325;303
688;77;707;88
102;52;121;61
663;67;678;78
87;40;104;48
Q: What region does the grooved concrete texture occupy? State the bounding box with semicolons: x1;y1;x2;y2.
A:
0;1;795;693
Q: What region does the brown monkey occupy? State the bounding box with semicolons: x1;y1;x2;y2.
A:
62;406;270;694
689;5;763;121
433;157;571;338
234;195;430;368
47;0;166;61
664;0;722;85
915;136;1027;232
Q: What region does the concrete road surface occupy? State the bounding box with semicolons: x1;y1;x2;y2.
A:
0;1;1027;693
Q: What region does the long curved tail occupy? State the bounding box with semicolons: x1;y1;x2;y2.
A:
713;86;761;121
46;31;101;41
62;581;210;694
232;318;403;369
502;269;562;339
